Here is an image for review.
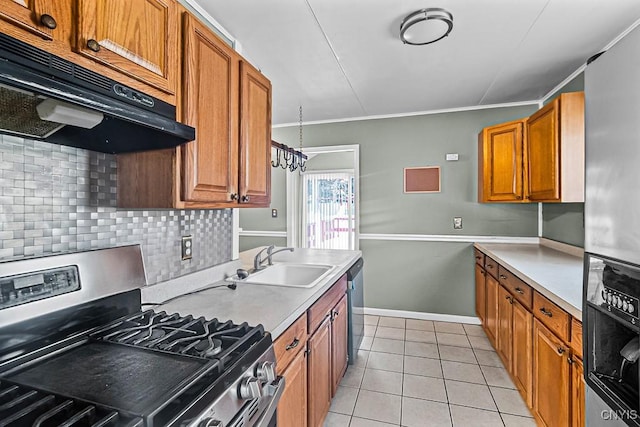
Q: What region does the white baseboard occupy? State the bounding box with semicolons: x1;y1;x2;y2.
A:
363;307;481;325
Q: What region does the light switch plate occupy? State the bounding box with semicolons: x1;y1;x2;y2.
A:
446;153;459;161
453;217;463;229
271;209;278;218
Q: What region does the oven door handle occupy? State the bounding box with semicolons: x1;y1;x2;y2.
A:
255;376;286;427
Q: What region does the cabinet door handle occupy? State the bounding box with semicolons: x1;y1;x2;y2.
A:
475;256;482;260
305;348;311;356
87;39;101;52
539;308;553;317
514;287;525;295
487;265;494;269
500;274;507;280
230;193;238;201
567;356;574;365
241;195;250;203
285;338;299;351
40;14;57;29
557;347;565;355
516;195;523;200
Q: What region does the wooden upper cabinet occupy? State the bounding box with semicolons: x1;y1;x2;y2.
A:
527;92;584;202
478;119;526;202
0;0;57;39
181;13;239;204
239;61;272;207
75;0;178;95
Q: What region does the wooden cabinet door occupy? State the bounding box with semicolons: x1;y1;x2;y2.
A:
75;0;178;94
571;357;585;427
512;300;533;408
307;316;331;427
238;61;271;207
533;319;570;427
331;294;348;396
485;273;499;347
497;285;513;370
478;120;525;202
0;0;58;39
527;100;560;201
277;348;308;427
181;13;239;204
475;264;486;323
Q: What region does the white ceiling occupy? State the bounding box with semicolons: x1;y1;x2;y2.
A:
191;0;640;126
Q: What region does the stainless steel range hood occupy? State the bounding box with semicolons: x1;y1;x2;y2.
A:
0;34;195;154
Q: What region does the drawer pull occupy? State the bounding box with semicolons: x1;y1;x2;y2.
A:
285;338;300;351
500;274;507;280
557;347;565;355
475;256;482;260
514;287;525;295
540;308;553;317
487;265;494;269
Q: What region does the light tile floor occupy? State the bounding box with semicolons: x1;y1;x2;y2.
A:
323;316;537;427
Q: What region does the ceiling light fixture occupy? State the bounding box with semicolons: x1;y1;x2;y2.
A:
400;8;453;46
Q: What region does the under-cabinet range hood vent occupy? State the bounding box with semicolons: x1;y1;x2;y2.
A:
0;34;195;154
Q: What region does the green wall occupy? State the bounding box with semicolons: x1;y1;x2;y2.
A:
240;104;544;317
541;73;585;247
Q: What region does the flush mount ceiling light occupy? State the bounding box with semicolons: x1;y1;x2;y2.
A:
400;8;453;45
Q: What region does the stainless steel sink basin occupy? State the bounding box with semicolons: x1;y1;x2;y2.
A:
229;263;335;288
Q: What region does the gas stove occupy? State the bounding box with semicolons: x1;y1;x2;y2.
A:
0;246;282;427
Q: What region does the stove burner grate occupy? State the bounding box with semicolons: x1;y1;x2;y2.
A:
90;310;265;369
0;380;143;426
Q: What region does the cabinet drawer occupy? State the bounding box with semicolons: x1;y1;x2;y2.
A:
474;249;485;267
533;292;570;342
308;274;347;334
485;257;499;279
570;317;583;359
498;266;533;310
274;312;308;375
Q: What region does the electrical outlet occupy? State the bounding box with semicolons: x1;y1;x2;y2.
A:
181;235;193;260
271;208;278;218
453;217;463;229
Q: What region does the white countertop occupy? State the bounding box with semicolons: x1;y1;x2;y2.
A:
474;241;584;318
141;247;362;339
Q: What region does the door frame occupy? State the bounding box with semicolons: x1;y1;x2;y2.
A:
286;145;360;250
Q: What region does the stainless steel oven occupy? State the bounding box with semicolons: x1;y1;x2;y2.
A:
0;246;284;427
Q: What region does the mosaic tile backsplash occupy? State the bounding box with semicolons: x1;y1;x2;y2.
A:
0;134;233;285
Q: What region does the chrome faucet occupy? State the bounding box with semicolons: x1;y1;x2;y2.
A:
253;245;294;271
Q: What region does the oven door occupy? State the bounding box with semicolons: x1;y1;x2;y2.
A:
584;253;640;426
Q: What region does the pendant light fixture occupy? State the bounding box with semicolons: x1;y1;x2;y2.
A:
400;8;453;46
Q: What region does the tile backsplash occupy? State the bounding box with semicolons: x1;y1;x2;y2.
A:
0;134;232;285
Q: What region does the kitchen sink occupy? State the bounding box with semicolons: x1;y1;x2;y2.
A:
229;263;335;288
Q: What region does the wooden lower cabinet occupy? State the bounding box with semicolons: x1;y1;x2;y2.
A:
571;357;585;427
485;274;499;346
307;316;332;427
475;263;486;323
533;319;570;427
277;348;308;427
330;294;348;396
497;285;513;370
512;300;533;407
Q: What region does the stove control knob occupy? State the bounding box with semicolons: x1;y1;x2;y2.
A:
199;419;223;427
629;304;635;314
607;293;613;303
618;299;624;309
256;361;276;383
623;301;629;311
238;376;262;400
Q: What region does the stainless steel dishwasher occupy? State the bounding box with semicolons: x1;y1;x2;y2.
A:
347;258;364;364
